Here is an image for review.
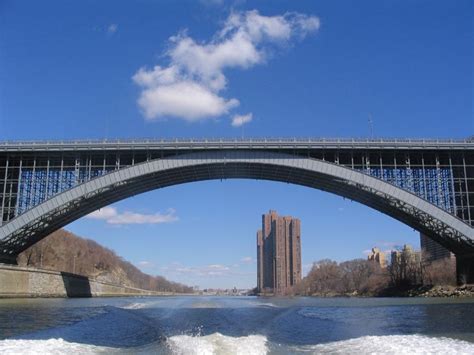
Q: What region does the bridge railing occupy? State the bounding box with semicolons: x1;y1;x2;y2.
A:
0;137;472;147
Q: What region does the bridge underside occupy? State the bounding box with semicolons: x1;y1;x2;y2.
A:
0;151;473;281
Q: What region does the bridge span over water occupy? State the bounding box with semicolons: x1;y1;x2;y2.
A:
0;138;473;280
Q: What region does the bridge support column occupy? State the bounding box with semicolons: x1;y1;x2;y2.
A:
0;254;17;265
456;255;474;285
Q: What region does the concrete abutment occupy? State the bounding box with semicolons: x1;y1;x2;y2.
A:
0;264;172;298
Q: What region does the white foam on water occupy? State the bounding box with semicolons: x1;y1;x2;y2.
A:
257;302;278;308
167;332;268;355
2;333;472;354
121;302;148;310
297;334;474;354
0;338;117;354
190;301;222;309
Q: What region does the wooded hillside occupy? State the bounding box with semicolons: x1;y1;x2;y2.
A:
17;229;193;293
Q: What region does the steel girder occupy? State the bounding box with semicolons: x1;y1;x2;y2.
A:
0;150;473;261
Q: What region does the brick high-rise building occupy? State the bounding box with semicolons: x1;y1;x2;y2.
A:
256;230;263;291
256;210;302;294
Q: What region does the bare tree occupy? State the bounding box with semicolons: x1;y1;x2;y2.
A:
298;258;390;296
17;229;193;293
388;250;423;288
422;255;456;286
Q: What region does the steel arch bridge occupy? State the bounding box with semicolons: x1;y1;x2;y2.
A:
1;138;473;279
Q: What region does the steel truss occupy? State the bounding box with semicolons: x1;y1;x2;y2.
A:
0;150;473;262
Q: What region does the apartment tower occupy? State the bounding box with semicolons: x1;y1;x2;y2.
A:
256;210;302;294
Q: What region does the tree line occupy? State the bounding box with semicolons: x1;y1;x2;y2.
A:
295;255;456;296
17;229;193;294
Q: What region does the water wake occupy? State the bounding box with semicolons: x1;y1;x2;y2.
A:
11;306;161;348
121;302;148;310
0;333;473;354
167;332;268;355
166;333;474;355
296;335;474;354
0;338;116;354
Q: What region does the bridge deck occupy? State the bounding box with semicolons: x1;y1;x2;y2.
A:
1;138;473;152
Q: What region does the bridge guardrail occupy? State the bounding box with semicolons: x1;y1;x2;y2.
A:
0;137;472;147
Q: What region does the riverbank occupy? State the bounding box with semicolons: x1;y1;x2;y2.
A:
0;264;180;298
379;284;474;298
305;284;474;298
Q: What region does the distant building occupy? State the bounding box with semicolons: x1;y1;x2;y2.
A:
420;233;455;263
367;247;386;268
404;244;421;264
391;244;421;269
257;230;264;292
390;244;423;284
256;210;302;294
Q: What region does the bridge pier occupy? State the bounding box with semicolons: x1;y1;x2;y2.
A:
456;255;474;284
0;254;17;265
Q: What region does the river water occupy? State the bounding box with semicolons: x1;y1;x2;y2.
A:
0;296;473;354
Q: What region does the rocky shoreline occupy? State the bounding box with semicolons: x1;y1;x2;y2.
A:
307;285;474;298
372;285;473;298
374;284;474;298
405;285;474;298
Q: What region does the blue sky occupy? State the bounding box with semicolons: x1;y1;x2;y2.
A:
1;0;472;288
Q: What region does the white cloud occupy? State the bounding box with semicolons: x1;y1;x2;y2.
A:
88;206;117;219
86;206;178;225
133;10;319;122
161;262;252;278
240;256;254;264
382;242;401;248
163;263;229;277
137;261;154;268
107;24;118;34
137;81;238;120
231;113;253;127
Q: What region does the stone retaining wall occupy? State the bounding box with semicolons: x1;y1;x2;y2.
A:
0;264;167;298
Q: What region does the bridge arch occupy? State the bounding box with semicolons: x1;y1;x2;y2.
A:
0;150;473;263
